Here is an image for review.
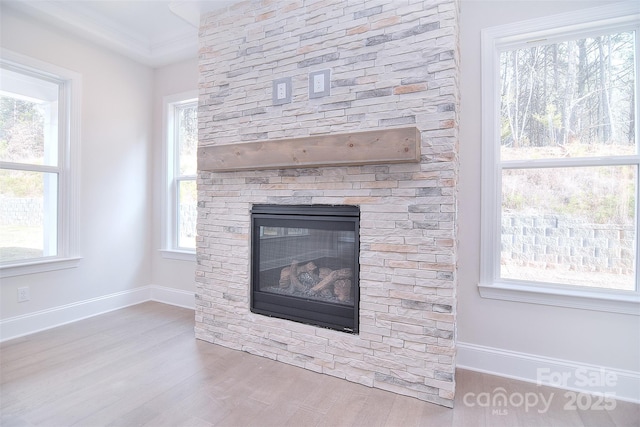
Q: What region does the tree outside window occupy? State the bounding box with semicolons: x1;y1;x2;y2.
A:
499;31;637;291
164;93;197;256
175;102;197;250
0;67;61;264
480;4;639;312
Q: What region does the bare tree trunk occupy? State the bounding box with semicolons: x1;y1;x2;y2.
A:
630;89;636;144
577;39;589;143
605;35;616;143
512;51;520;148
517;47;538;146
597;36;611;143
500;53;511;147
562;41;576;145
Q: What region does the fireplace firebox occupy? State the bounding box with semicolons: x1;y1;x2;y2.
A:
250;205;359;333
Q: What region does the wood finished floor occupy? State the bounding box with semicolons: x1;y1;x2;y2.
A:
1;302;638;427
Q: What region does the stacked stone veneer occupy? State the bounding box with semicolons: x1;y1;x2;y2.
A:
195;0;459;407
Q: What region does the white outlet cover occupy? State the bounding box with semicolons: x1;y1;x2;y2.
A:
17;286;30;302
313;74;325;92
309;69;330;99
273;77;292;105
277;82;287;99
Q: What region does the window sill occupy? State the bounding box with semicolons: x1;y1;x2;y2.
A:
0;257;82;278
159;249;196;262
478;281;640;316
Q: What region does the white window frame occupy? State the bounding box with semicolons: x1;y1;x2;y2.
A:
160;91;197;261
479;3;640;315
0;49;81;278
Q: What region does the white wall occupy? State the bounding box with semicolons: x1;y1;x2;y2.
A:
457;0;640;397
150;59;198;300
0;6;153;330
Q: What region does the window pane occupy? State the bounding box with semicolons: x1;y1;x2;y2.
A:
177;104;197;176
500;31;636;161
177;179;196;250
0;169;58;262
0;69;59;166
501;166;636;290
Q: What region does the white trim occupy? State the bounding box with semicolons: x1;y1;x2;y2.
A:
0;285;195;342
0;257;82;279
481;2;640;48
478;281;640;315
150;284;195;309
161;91;198;254
159;249;196;262
503;156;640;170
0;49;82;276
0;287;151;342
457;341;640;404
479;3;640;314
3;1;199;68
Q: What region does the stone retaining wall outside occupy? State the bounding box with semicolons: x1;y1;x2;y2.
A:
501;214;634;274
0;198;43;227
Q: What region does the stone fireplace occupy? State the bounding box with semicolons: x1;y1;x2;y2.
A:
195;0;459;407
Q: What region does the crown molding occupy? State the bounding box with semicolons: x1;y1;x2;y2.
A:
3;0;201;68
169;1;202;27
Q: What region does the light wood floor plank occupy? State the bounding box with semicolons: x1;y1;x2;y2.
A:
1;302;638;427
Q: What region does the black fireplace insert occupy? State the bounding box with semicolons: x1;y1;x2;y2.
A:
250;205;359;333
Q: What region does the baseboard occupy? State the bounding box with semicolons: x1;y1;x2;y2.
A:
149;284;195;309
457;341;640;404
0;286;152;342
0;285;196;343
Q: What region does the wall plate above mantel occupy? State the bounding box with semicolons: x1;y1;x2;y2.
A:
198;127;421;172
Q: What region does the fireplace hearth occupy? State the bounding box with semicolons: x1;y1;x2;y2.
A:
250;205;360;333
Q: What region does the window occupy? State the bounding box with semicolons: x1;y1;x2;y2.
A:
162;92;197;260
479;4;640;313
0;50;80;277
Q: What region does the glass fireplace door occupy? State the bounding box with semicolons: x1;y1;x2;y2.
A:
251;205;359;333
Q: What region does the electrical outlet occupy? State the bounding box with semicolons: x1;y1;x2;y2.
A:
313;74;325;93
309;69;330;99
277;82;287;100
17;286;30;303
272;77;292;105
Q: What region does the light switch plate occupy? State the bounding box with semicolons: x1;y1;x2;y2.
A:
273;77;292;105
309;69;330;99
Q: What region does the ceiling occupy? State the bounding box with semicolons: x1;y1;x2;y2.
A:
3;0;240;68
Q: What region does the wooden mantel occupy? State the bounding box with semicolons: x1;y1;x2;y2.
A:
198;127;421;172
